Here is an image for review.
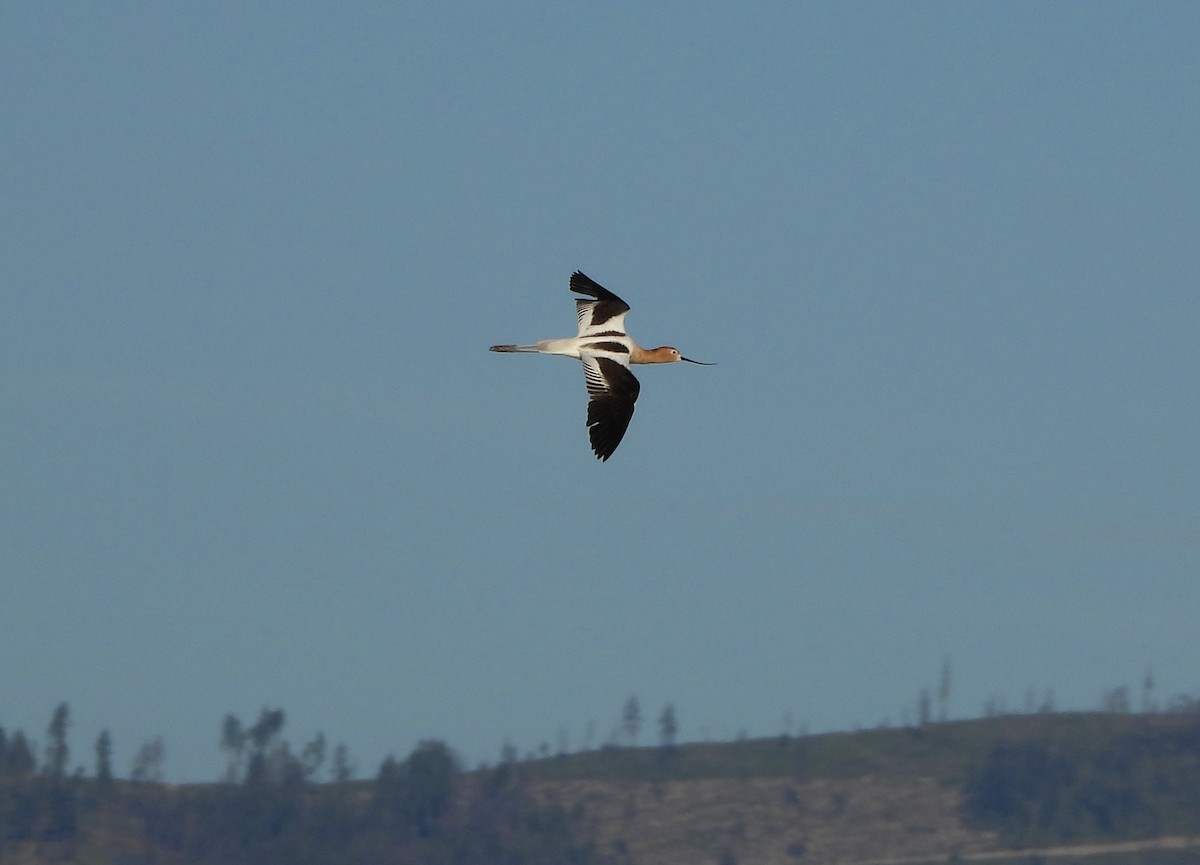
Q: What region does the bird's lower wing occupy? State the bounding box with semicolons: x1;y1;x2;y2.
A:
581;354;641;461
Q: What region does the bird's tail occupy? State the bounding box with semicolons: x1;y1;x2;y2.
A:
489;344;539;352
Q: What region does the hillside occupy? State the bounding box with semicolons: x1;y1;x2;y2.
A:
519;712;1200;865
3;712;1200;864
535;774;990;865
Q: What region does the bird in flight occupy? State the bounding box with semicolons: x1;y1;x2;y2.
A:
490;271;713;461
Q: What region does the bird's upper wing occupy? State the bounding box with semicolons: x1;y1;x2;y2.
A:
581;353;641;462
571;271;631;338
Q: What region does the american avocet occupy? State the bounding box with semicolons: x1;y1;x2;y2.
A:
490;271;713;461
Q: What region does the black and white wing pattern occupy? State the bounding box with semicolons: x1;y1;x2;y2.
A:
571;271;631;338
581;353;641;461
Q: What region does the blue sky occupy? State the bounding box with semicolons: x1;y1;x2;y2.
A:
3;2;1198;781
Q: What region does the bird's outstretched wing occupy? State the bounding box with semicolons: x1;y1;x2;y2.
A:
581;353;641;461
572;271;631;338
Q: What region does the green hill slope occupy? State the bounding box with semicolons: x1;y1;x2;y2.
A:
2;712;1199;865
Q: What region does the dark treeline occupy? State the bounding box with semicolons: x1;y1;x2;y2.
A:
5;690;1200;861
0;705;616;865
962;710;1200;846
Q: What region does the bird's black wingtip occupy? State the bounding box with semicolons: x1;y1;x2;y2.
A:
569;271;626;305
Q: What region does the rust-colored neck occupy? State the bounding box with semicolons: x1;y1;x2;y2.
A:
631;345;677;365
